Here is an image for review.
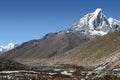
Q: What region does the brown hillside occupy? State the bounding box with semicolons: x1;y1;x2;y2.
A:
14;30;120;68
47;30;120;67
3;32;88;59
0;57;26;70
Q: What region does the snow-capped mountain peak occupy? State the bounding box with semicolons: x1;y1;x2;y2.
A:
93;8;102;15
108;17;120;30
8;42;15;49
0;42;17;54
70;8;120;36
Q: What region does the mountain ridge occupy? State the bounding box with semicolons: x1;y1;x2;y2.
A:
2;8;120;67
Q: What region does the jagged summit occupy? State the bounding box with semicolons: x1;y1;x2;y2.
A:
40;8;120;38
70;8;120;36
93;8;102;15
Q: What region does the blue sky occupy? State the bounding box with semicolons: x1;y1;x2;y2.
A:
0;0;120;45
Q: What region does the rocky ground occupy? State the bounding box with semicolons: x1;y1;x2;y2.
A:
0;64;120;80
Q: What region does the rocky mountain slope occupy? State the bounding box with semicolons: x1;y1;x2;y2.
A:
2;8;120;66
3;32;88;59
47;30;120;69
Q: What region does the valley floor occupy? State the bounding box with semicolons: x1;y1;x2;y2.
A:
0;64;120;80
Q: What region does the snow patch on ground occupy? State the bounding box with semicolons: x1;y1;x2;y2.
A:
61;71;72;76
90;30;108;36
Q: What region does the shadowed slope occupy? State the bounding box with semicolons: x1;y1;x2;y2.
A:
0;57;26;70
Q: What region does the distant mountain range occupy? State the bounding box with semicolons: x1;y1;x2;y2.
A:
0;43;18;54
2;8;120;68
